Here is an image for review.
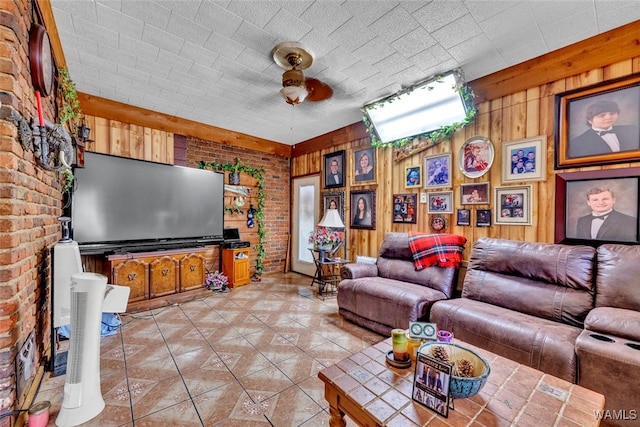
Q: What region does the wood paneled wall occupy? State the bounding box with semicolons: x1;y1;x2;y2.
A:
292;57;640;261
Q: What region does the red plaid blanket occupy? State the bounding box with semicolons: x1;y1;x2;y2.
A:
408;232;467;270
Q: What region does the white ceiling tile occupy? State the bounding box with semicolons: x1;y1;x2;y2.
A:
373;52;414;77
432;13;482;49
413;0;469;33
300;1;353;36
97;44;136;69
166;13;212;46
118;34;159;61
352;37;395;66
71;15;119;48
96;3;143;39
155;1;201;20
540;10;597;51
368;5;420;44
120;1;171;30
299;29;338;58
529;0;593;27
193;1;243;37
231;21;278;56
342;0;399;26
203;33;245;60
464;0;524;23
272;0;314;18
264;9;313;42
329;19;376;53
594;2;640;32
227;0;281;28
142;24;184;54
478;1;537;42
179;41;218;67
447;34;495;64
410;43;454;72
391;26;437;58
116;64;152;85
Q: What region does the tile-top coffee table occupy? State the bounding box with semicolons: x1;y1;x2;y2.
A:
318;338;605;426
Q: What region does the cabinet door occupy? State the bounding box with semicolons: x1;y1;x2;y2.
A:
112;259;149;302
234;257;250;286
180;252;205;292
150;256;179;298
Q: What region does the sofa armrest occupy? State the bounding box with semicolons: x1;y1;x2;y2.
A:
585;307;640;342
341;263;378;280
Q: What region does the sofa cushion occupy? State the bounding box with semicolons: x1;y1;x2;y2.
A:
408;232;466;270
462;238;596;327
584;307;640;342
431;298;581;382
596;244;640;311
337;277;448;334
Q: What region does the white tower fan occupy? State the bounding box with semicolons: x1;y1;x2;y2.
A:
55;272;107;426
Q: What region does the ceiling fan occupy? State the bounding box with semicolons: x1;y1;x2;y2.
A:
272;42;333;105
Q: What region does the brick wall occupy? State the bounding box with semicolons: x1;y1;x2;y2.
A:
187;138;291;275
0;0;61;422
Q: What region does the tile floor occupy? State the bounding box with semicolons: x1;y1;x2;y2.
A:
36;272;384;426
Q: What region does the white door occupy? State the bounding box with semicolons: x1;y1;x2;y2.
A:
291;175;319;276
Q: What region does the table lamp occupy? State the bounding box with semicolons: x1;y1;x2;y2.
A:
317;208;345;261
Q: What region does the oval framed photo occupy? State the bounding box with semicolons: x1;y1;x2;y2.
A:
458;136;494;179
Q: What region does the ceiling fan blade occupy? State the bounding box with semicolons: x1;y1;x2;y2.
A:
305;78;333;102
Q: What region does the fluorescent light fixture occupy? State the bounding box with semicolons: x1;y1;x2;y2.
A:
363;70;474;144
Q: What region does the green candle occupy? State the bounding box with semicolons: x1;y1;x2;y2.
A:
392;329;409;361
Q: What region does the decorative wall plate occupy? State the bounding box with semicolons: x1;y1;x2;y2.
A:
458;136;494;179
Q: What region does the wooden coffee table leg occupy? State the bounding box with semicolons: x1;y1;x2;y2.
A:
328;405;346;427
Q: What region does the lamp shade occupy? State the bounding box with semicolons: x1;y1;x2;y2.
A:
281;85;308;105
318;208;344;228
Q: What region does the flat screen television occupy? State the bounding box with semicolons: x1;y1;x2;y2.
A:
71;152;224;254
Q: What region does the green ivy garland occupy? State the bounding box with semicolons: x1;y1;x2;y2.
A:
199;158;266;277
362;74;478;149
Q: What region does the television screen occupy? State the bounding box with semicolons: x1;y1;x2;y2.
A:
71;152;224;253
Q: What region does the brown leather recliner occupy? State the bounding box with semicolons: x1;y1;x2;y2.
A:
337;232;459;336
430;237;597;382
575;244;640;427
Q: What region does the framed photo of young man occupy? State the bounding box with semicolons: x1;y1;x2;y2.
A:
350;189;376;230
352;147;376;185
324;150;346;189
555;74;640;169
555;168;640;244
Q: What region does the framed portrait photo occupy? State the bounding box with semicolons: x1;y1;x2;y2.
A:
460;182;490;205
502;136;547;182
321;191;345;224
423;152;452;190
494;185;532;225
555;168;640;244
324;150;346;189
427;191;453;214
458;136;494;179
350;189;376;230
405;165;422;189
477;209;491;227
352;147;376;185
457;209;471;226
392;193;418;224
555;74;640;169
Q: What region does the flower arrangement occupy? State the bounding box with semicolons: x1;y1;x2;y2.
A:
205;271;229;291
308;226;342;248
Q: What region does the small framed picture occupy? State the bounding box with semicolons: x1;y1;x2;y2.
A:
477;209;491;227
494;185;532;225
429;215;447;233
413;351;451;418
457;209;471;226
324;150;345;189
392;193;418;224
460;182;490;205
405;165;422;189
423;153;452;190
502;136;547;182
458;136;494;179
352;147;376;185
321;191;345;224
350;189;376;230
427;191;453;214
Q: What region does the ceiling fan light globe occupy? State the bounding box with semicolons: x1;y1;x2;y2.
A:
280;86;308;105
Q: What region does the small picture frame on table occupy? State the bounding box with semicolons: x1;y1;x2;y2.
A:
477;209;491;227
413;351;451;418
392;193;418;224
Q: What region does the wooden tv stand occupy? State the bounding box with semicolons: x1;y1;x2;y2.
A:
104;247;211;312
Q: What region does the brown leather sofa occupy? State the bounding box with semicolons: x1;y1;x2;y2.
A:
337;232;459;336
575;244;640;426
430;237;597;382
